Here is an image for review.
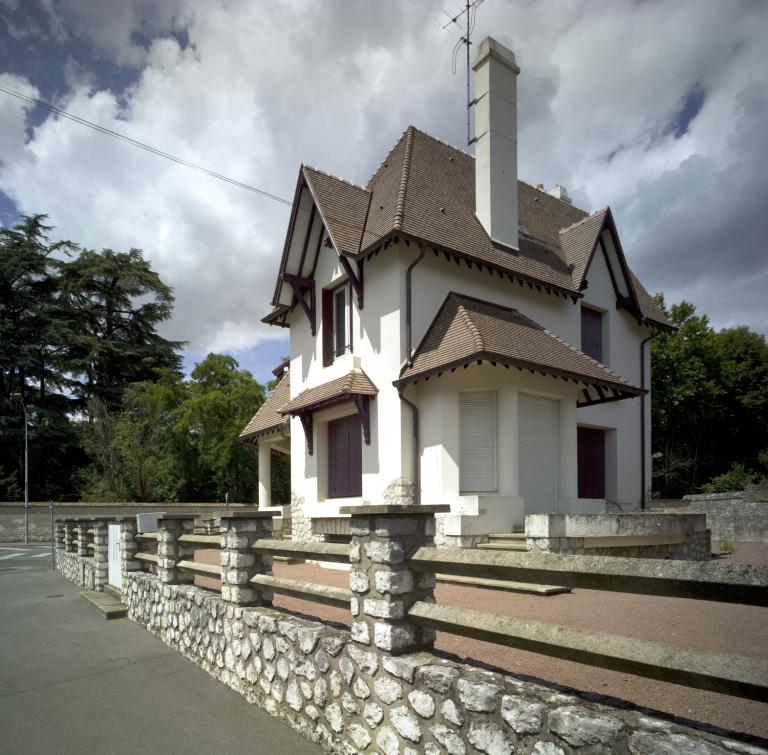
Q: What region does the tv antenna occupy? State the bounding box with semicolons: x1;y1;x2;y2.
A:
443;0;485;146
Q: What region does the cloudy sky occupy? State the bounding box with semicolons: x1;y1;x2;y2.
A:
1;0;766;384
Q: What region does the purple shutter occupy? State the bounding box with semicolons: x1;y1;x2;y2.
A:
328;414;362;498
581;307;603;362
322;289;334;366
578;427;606;499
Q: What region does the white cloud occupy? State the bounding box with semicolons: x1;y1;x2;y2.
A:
0;0;766;355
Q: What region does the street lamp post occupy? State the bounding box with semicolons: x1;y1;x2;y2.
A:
12;394;29;545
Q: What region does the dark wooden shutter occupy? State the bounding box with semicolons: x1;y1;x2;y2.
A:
578;427;605;498
322;289;334;366
328;414;362;498
581;307;603;362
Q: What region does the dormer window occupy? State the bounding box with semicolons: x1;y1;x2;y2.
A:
322;282;351;366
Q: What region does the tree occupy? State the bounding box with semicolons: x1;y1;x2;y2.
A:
59;247;184;413
652;296;768;497
173;354;265;502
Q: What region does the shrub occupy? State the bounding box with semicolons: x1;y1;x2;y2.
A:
700;463;756;494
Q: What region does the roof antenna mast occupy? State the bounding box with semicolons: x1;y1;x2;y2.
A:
443;0;484;146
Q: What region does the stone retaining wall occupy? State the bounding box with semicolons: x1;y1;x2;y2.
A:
525;513;711;560
679;488;768;543
56;550;95;590
122;572;759;755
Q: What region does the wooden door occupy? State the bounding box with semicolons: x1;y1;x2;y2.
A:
578;427;605;498
328;414;362;498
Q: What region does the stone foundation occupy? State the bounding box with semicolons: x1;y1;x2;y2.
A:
56;550;96;590
678;488;768;543
121;573;762;755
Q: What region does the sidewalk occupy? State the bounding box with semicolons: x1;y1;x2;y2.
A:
0;559;319;755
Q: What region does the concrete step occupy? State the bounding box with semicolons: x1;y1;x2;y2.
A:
80;590;127;620
436;573;570;596
487;533;527;541
103;584;121;599
476;541;529;551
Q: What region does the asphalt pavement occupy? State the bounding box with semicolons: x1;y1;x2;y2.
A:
0;545;319;755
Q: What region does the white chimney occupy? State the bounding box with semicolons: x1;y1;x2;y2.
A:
547;184;572;204
472;36;521;251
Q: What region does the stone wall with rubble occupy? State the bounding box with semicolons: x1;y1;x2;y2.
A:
120;572;759;755
679;487;768;543
56;550;95;590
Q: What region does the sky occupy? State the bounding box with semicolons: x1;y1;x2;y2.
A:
1;0;766;385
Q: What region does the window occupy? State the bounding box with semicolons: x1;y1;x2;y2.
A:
581;306;603;362
459;391;497;493
577;427;606;498
322;283;351;366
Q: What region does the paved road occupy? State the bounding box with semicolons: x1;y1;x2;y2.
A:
0;546;319;755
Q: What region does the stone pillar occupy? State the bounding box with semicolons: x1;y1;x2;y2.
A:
258;443;272;509
53;519;65;552
63;520;74;553
92;519;109;591
75;520;88;557
218;511;274;606
342;504;448;655
156;514;195;585
119;516;140;576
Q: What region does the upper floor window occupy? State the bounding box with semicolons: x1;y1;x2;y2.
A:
581;306;603;362
322;283;351;365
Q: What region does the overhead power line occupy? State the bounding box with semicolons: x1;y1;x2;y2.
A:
0;84;292;206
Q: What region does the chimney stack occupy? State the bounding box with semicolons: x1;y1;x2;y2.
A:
472;36;520;251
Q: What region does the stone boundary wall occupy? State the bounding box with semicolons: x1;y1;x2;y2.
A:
122;573;761;755
56;550;95;590
680;490;768;543
525;513;711;561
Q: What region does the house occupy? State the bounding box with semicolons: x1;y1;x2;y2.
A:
240;37;672;546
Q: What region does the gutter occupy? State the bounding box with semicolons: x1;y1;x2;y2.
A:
639;328;658;510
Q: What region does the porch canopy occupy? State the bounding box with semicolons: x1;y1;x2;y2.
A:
395;292;643;407
279;369;378;454
239;370;291;446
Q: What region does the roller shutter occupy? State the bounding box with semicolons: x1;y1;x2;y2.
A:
519;394;557;513
459;391;497;493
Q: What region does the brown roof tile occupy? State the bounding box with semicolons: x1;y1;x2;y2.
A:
239;371;290;443
398;292;643;398
280;369;378;415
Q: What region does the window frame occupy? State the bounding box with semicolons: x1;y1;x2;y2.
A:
322;280;352;366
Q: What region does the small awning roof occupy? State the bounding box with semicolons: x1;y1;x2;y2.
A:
280;369;378;416
396;292;644;406
239;371;290;444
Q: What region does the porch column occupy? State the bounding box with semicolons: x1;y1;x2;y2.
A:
218;511;274;606
156;514;195;585
92;520;109;592
343;504;448;654
258;442;272;509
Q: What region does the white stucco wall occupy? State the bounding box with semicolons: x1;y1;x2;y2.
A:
287;230;651;528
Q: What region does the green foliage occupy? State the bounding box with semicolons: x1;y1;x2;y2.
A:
718;540;736;555
652;296;768;497
700;463;757;494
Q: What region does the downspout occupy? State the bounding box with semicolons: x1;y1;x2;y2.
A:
639;329;658;510
401;244;426;505
406;245;426;367
398;387;420;506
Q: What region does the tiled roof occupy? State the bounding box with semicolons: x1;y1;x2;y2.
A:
277;125;672;329
239;371;290;443
280;369;378;415
397;292;643;400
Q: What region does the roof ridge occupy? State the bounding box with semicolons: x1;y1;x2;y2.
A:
559;207;609;235
365;127;410;188
393;126;415;231
453;296;485;352
303;164;370;193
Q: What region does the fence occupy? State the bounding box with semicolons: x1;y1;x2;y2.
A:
114;504;768;704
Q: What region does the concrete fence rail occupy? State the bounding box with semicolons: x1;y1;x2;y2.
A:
53;506;768;755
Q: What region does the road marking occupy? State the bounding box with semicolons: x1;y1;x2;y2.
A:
0;552;25;560
30;552;52;558
0;547;25;551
